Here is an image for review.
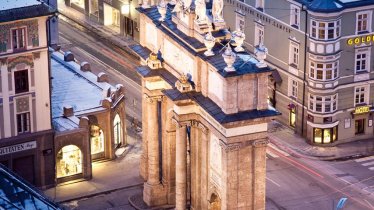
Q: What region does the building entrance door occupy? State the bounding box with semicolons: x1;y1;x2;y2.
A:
355;119;365;135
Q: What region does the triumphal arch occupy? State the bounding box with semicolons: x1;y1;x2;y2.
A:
130;0;280;209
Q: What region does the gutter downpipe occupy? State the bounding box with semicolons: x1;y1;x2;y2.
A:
301;4;308;137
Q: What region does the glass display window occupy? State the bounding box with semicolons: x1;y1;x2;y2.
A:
90;125;105;154
56;145;82;178
113;114;122;147
313;126;337;144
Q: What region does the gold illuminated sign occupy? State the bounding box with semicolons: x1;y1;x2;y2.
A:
347;34;374;46
354;106;370;114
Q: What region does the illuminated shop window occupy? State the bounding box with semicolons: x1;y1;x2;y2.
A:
113;114;122;147
56;145;82;178
90;125;105;155
289;108;296;128
313;126;337;144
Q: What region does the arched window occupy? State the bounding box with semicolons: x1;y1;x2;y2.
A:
113;114;122;147
56;145;82;178
90;125;105;154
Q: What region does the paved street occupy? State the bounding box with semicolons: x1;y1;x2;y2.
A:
53;17;374;210
58;18;142;122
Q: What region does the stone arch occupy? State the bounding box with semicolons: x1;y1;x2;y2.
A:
56;145;83;178
113;113;122;147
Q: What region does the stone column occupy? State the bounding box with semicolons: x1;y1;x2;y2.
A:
252;138;269;210
198;123;209;209
175;120;187;210
140;93;149;181
143;95;166;206
146;96;160;185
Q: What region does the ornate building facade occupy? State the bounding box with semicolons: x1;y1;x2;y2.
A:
224;0;374;145
0;1;56;188
130;0;279;209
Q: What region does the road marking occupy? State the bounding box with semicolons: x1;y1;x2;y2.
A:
364;199;374;209
266;177;280;187
362;161;374;166
268;143;289;157
266;150;279;158
74;47;141;91
269;147;324;179
355;156;374;162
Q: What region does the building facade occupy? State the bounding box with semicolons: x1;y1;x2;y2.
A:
130;1;279;209
224;0;374;145
64;0;140;41
51;50;127;184
0;1;56;188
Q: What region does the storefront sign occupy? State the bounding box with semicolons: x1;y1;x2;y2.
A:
354;106;370;115
0;141;36;156
347;34;374;46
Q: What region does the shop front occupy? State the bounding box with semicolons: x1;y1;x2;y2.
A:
56;145;83;178
307;119;339;145
103;2;121;33
0;130;55;188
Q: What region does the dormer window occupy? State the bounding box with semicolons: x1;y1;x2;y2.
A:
12;28;26;51
290;5;300;29
256;0;264;12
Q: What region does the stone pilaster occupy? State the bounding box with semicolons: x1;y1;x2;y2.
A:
143;95;167;206
252;138;269;210
174;119;188;210
198;123;209;209
140;93;148;181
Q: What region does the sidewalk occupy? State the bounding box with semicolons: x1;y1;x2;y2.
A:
57;1;138;58
43;130;143;203
268;120;374;160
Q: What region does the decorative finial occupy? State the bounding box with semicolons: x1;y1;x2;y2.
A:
175;73;193;92
232;28;245;52
255;43;268;68
222;45;236;72
204;29;216;56
158;0;167;21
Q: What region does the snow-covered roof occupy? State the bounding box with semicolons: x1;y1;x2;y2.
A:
51;51;115;132
0;0;55;22
0;0;41;11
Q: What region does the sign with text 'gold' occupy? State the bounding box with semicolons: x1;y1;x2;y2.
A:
347;34;374;46
354;106;370;115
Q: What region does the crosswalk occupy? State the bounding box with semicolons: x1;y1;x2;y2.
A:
354;156;374;170
266;143;290;158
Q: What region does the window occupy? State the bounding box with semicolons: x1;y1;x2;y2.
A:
11;28;26;51
354;86;368;106
313;126;337;144
255;23;264;46
56;145;83;178
288;79;298;98
14;70;29;94
17;112;30;133
290;5;300;29
355;48;370;73
289;41;299;68
356;11;372;34
289;107;296;128
236;13;245;32
256;0;264;11
309;94;337;113
309;61;339;81
311;19;340;40
355;119;365;135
